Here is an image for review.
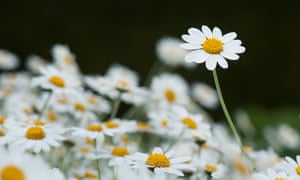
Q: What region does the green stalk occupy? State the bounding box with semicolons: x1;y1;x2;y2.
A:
212;70;242;147
38;91;53;119
110;93;122;120
94;139;102;180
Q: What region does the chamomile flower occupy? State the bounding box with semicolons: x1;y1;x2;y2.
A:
5;121;65;153
0;49;19;70
52;44;80;73
127;147;195;176
26;55;48;74
156;37;193;68
181;25;245;70
0;148;56;180
150;73;190;108
32;66;81;95
283;155;300;177
192;82;218;109
252;169;297;180
171;105;211;141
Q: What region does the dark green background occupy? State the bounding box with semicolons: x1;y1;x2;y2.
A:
1;0;299;109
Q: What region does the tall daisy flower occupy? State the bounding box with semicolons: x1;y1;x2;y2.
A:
181;25;245;70
127;147;195;176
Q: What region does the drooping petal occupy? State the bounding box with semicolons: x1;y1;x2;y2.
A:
205;55;218;70
222;32;237;43
221;51;240;60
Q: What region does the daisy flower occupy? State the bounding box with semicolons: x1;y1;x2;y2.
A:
26;54;48;74
192;82;218;109
252;169;297;180
181;25;245;70
52;44;80;73
0;49;19;70
156;37;194;68
0;148;56;180
32;66;81;95
150;73;190;108
127;147;195;176
283;155;300;177
5;120;65;153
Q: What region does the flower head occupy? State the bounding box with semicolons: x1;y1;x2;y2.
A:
181;25;245;70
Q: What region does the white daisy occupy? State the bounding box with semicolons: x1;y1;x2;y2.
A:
127;147;195;176
0;49;19;70
5;120;65;153
192;82;218;109
283;155;300;177
181;25;245;70
32;66;81;95
0;148;56;180
26;54;48;74
156;36;193;68
150;73;190;108
252;169;297;180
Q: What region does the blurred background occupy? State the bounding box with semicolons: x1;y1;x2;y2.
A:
0;0;300;123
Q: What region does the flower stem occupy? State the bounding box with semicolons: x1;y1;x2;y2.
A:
212;70;242;147
94;139;102;180
110;93;122;120
38;91;53;119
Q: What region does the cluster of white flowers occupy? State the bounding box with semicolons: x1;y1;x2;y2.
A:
0;26;299;180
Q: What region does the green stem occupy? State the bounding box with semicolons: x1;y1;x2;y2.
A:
212;70;242;147
110;93;122;120
38;91;53;119
94;139;102;180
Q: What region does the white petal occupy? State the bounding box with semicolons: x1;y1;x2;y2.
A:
221;51;240;60
202;25;212;38
188;27;205;41
225;40;242;47
153;147;163;154
222;32;237;43
185;50;205;62
170;156;191;164
217;55;228;69
195;52;209;63
181;35;201;44
212;27;222;39
181;43;200;50
205;55;217;70
224;45;245;54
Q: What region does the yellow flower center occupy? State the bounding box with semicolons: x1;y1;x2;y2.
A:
146;153;170;168
0;117;6;124
201;143;209;149
0;165;25;180
22;108;32;115
182;117;197;129
80;147;90;154
85;137;95;145
104;121;119;129
34;120;46;126
49;75;65;88
296;165;300;175
233;159;248;175
120;134;130;144
204;164;218;172
0;129;5;137
86;125;103;132
58;97;68;104
25;126;46;140
63;54;74;65
242;146;252;154
47;111;57;122
137;122;150;130
87;96;98;105
84;171;97;179
275;178;287;180
75;103;86;112
117;80;129;87
164;89;176;103
111;147;129;157
161;119;168;127
202;38;223;54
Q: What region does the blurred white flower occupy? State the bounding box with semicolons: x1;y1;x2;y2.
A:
26;55;48;74
0;50;19;70
192;82;218;109
181;25;245;70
